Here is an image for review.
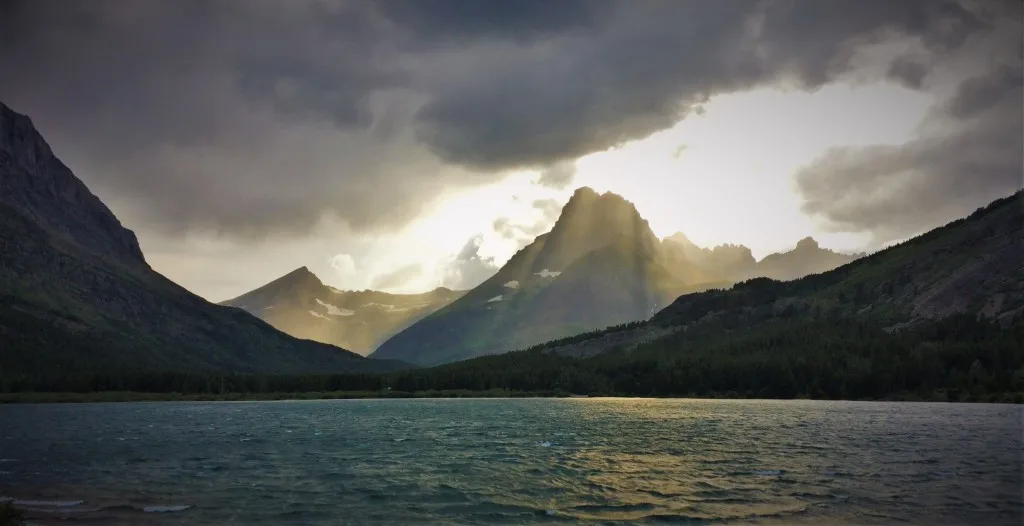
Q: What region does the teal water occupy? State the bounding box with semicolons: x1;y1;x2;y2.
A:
0;399;1020;525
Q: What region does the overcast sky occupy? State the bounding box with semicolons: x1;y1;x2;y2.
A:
1;0;1020;301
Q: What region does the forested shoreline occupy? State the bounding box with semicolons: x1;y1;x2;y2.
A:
4;314;1022;404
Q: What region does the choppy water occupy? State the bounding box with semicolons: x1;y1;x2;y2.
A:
0;399;1020;525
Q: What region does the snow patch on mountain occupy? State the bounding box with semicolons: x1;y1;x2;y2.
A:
315;298;355;316
362;302;415;312
488;295;503;303
535;269;561;278
503;280;520;289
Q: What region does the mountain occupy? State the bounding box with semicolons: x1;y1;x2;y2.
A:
371;187;708;365
221;267;463;355
662;233;862;283
0;101;404;377
384;191;1024;400
662;233;757;284
755;236;865;281
374;187;868;366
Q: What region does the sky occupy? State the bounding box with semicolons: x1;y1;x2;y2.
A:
1;0;1020;301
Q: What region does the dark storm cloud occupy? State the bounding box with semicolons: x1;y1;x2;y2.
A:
370;262;424;290
0;0;449;238
411;0;986;170
0;0;1011;242
887;57;930;89
796;9;1023;242
374;0;610;44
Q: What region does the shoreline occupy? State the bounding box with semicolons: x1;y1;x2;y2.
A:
1;390;1021;404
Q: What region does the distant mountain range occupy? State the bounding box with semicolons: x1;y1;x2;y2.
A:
370;187;863;365
0;101;404;376
385;190;1024;400
663;233;864;283
221;267;462;355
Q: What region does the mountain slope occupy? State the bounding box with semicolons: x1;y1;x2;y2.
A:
221;267;463;355
0;101;403;377
371;187;708;365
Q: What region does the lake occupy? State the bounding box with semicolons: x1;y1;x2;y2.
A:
0;399;1020;524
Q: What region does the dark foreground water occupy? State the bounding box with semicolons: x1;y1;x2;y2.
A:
0;399;1020;525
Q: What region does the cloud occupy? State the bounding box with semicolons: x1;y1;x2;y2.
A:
369;262;423;291
536;161;576;189
887;56;930;89
373;0;608;44
0;0;1009;245
796;11;1023;242
532;198;564;223
0;1;478;240
440;235;498;290
329;253;357;276
491;198;565;245
492;217;520;240
409;0;988;170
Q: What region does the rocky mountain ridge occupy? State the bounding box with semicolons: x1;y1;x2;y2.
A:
662;232;863;284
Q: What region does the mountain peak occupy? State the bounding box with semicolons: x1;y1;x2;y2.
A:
665;232;698;248
524;188;660;273
795;236;820;250
1;100;146;265
560;188;641;220
1;101;54;169
280;266;322;285
569;186;600;200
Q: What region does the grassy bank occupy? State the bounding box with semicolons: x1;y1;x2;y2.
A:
1;389;1020;404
